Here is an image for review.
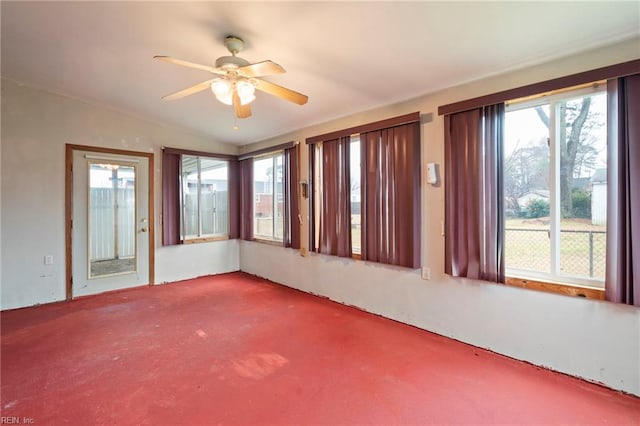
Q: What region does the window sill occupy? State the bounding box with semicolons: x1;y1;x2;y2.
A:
183;235;229;244
252;237;284;247
505;276;605;300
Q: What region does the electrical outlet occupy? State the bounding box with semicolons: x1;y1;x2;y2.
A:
44;255;54;265
421;267;431;280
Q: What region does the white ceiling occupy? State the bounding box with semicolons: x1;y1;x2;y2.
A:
2;2;638;146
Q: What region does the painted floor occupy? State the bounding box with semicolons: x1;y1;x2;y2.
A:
1;272;639;425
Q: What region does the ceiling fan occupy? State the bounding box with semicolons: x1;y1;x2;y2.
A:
154;36;308;119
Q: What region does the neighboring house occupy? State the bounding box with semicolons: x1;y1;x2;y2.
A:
572;177;591;191
517;190;550;208
254;180;283;217
255;193;284;217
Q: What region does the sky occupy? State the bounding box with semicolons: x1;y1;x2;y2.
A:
505;91;607;177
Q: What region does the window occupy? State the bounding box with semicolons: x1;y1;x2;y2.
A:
504;85;607;288
441;61;638;303
308;113;421;268
253;152;284;242
162;148;236;246
311;136;362;255
350;136;361;254
181;155;229;240
237;142;299;248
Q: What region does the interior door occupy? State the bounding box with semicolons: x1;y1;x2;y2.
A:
72;150;150;297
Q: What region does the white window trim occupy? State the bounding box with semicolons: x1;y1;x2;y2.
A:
181;155;230;240
505;84;607;289
253;151;284;243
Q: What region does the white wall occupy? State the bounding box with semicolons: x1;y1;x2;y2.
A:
239;38;640;396
1;79;239;310
155;239;239;284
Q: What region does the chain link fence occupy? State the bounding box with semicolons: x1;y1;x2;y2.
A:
505;228;606;279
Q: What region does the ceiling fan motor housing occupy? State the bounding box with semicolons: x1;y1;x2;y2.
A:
215;55;250;70
224;36;245;54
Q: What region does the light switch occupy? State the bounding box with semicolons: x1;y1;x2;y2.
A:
44;255;54;265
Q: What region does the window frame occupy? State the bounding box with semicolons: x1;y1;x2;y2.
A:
349;135;362;257
504;84;608;290
161;147;238;246
180;155;231;242
252;151;285;244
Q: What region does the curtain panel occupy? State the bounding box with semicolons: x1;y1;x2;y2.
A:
361;122;421;268
444;104;505;282
162;151;181;246
318;137;352;257
228;159;240;239
606;74;640;306
238;158;253;241
284;145;300;249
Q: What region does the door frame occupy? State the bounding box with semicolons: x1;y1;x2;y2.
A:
65;144;155;300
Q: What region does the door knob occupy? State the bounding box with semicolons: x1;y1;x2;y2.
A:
140;227;148;233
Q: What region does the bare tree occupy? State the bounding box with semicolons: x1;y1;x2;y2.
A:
534;97;600;217
504;138;549;215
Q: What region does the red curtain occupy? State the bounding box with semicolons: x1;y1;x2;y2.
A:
162;150;181;246
606;74;640;306
228;159;240;239
361;122;421;268
238;158;253;241
319;137;352;257
444;104;505;282
284;145;300;249
481;104;505;282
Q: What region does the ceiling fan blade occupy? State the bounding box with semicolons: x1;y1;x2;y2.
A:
239;60;286;78
233;91;252;119
162;79;215;101
254;79;308;105
154;56;224;75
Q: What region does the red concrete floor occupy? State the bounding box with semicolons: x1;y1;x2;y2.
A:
1;272;639;425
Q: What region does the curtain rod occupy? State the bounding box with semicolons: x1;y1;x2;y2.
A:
238;141;296;160
438;59;640;116
306;112;420;145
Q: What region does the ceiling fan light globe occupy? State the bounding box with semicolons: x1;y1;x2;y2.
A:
217;93;233;105
211;79;233;105
239;93;256;105
236;80;256;105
